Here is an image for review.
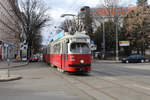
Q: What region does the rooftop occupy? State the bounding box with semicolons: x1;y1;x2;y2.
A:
92;7;136;16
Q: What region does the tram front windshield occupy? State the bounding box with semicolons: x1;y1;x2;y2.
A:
70;43;90;54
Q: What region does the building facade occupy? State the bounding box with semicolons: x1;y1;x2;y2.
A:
0;0;20;60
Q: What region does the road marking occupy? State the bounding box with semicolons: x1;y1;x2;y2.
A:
133;84;150;91
124;65;150;70
104;76;118;81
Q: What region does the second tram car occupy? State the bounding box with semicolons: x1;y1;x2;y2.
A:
43;31;92;73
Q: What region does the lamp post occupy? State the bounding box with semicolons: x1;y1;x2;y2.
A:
61;14;74;29
61;14;76;18
61;14;80;33
115;7;128;61
115;7;120;61
102;17;105;59
115;16;119;61
92;15;105;59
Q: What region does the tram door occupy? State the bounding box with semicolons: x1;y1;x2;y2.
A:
61;42;68;70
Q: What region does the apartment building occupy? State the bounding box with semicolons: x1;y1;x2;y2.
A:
92;7;136;29
0;0;19;60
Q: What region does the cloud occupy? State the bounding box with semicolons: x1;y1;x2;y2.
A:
47;0;137;26
119;0;136;6
43;0;138;44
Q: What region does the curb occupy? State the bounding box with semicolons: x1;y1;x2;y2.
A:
11;62;29;68
0;62;29;69
0;75;22;82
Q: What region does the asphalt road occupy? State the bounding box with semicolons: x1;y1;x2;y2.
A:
0;61;150;100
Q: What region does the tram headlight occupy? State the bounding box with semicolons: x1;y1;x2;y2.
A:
80;60;84;64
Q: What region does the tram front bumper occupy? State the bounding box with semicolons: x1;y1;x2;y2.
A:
67;64;91;72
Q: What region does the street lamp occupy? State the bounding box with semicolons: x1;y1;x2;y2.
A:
61;14;75;18
115;7;128;61
115;16;119;61
61;14;79;33
102;17;105;59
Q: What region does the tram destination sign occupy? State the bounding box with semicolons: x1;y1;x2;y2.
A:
71;38;88;42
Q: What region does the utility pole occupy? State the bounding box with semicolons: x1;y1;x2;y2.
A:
115;16;119;61
93;7;129;61
115;8;119;61
102;17;105;59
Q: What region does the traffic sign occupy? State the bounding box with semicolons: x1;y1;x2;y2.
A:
119;41;130;46
91;44;97;51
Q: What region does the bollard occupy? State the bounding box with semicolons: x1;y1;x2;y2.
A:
7;59;10;77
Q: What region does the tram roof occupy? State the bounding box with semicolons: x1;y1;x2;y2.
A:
49;31;90;45
62;32;90;39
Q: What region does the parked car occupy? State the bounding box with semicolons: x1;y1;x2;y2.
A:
94;52;102;59
121;55;146;63
29;55;39;62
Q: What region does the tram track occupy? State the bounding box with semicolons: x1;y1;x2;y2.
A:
93;63;150;87
49;67;120;100
92;70;150;97
68;75;120;100
48;65;150;100
48;67;98;100
93;68;150;88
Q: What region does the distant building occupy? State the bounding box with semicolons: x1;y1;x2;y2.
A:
92;7;136;17
78;6;136;32
92;6;150;55
91;7;136;30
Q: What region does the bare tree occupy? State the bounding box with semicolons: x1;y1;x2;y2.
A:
103;0;121;21
60;19;71;32
137;0;148;6
9;0;50;58
60;17;84;35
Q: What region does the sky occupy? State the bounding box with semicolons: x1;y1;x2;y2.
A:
45;0;138;26
42;0;149;44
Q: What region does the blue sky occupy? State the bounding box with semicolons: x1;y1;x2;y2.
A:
42;0;149;44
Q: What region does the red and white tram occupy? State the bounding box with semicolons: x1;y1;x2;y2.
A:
43;32;92;73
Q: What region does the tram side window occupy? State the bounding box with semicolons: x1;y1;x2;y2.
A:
63;43;68;54
51;45;54;54
53;44;61;54
53;45;56;54
45;48;47;54
47;47;49;54
57;44;61;54
48;47;51;54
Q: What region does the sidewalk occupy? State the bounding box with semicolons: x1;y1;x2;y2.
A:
0;60;28;82
93;59;121;63
0;60;28;69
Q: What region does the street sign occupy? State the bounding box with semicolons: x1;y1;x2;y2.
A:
119;41;130;46
91;44;97;51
